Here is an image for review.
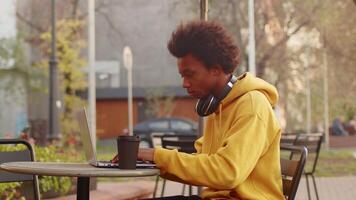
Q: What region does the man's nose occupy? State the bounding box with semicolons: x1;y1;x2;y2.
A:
182;78;191;88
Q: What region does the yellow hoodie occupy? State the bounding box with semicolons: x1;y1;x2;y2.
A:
154;72;284;200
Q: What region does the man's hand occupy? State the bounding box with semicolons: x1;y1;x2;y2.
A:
110;148;155;163
138;148;155;162
110;154;119;163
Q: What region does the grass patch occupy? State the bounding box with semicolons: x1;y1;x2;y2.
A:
97;152;115;161
315;149;356;177
282;148;356;177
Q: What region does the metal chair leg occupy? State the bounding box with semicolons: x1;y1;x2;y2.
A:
160;178;166;197
182;184;186;195
197;186;202;196
33;175;40;200
153;175;160;198
311;174;319;200
305;174;311;200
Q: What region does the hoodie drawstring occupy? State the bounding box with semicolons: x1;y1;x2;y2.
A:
219;104;222;131
218;103;224;146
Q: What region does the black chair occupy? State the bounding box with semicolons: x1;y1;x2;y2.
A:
280;144;308;200
153;135;197;197
280;133;298;145
0;139;40;200
291;133;323;200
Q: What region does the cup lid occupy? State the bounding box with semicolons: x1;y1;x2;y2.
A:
117;135;140;141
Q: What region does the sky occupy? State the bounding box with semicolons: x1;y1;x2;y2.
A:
0;0;16;38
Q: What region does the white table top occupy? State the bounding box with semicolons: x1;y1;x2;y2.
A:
0;162;160;178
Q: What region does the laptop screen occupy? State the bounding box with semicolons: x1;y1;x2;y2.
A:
76;108;97;163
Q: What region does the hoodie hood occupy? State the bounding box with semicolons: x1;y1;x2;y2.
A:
221;72;279;108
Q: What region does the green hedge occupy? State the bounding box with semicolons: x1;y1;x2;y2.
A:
0;144;83;200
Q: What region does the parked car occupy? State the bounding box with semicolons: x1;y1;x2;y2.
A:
133;117;198;147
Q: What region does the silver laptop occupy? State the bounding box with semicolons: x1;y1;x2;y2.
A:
76;108;119;167
76;108;156;168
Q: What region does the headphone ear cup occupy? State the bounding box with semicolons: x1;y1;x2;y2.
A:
196;97;208;116
195;75;237;117
206;98;218;115
196;95;217;117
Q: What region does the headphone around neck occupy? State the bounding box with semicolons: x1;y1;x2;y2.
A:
195;75;237;117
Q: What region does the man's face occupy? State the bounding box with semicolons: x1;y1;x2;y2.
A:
177;54;217;98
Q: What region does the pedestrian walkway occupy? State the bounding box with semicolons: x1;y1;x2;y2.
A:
46;176;356;200
296;176;356;200
155;176;356;200
45;180;155;200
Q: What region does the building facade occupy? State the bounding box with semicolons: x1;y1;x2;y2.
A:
95;87;198;138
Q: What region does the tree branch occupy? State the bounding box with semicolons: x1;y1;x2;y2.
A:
257;2;321;68
77;0;112;20
16;12;45;33
96;10;126;44
71;0;80;19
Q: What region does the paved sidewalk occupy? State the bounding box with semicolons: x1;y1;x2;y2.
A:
155;176;356;200
296;176;356;200
46;180;155;200
46;176;356;200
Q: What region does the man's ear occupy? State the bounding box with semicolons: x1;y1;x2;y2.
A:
210;65;223;76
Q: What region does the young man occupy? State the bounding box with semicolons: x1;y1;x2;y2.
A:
113;20;284;200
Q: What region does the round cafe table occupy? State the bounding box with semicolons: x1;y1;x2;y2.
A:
0;162;160;200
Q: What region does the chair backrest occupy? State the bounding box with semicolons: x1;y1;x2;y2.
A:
280;133;298;145
280;144;308;200
0;139;40;200
160;135;197;154
292;133;323;174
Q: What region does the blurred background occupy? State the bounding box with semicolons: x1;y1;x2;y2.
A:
0;0;355;199
0;0;355;141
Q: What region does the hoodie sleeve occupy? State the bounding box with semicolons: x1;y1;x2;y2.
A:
194;136;204;154
157;136;204;183
153;114;270;190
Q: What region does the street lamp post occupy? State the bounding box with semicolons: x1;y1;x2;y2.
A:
304;48;312;135
198;0;208;196
48;0;60;141
248;0;256;76
200;0;208;21
88;0;96;148
323;46;329;150
123;46;133;136
197;0;209;141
